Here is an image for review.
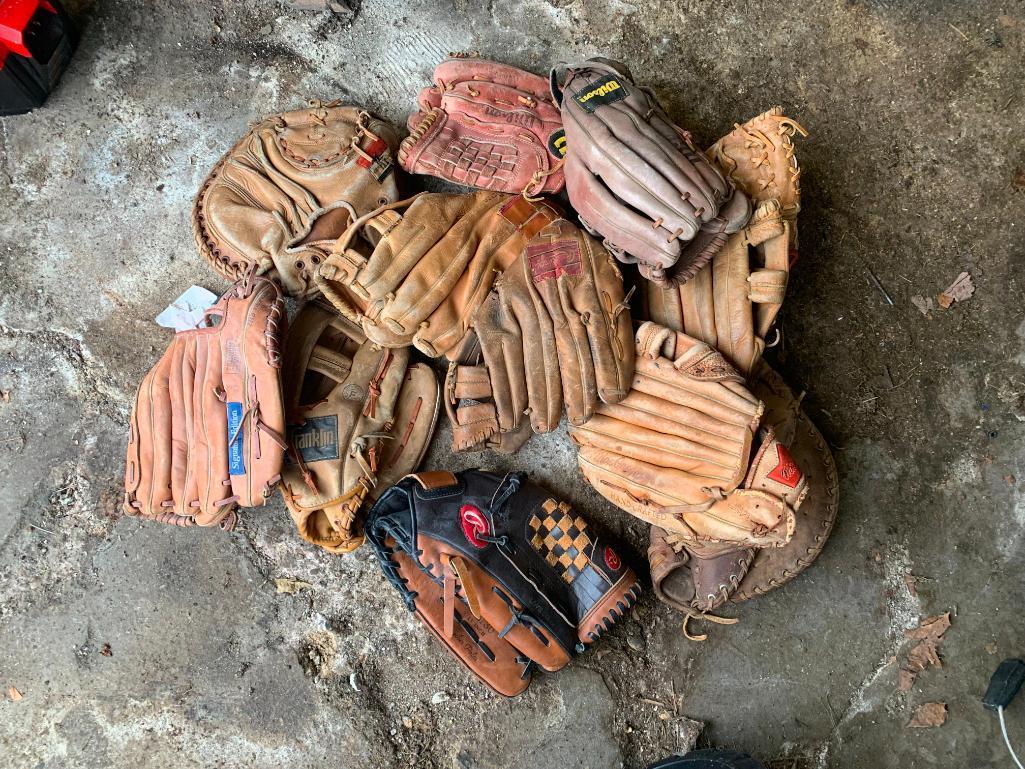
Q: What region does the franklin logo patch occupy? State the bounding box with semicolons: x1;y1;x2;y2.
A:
226;401;245;476
573;74;626;112
767;443;803;489
287;415;339;464
547;127;567;158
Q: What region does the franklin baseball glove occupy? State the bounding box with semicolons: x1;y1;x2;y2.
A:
314;191;562;359
365;469;640;697
569;322;807;635
123;274;287;530
647;359;837;639
445;196;634;452
554;58;751;288
400;54;565;195
279;301;439;554
646;107;808;375
194;102;399;297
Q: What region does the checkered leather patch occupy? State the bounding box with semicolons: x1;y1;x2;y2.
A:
528;499;593;584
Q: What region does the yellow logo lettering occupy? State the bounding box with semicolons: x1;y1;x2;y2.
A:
577;80;621;103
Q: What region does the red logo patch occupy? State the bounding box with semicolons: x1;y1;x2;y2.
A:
604;546;621;571
459;504;491;548
766;444;803;489
355;138;388;168
526;241;582;283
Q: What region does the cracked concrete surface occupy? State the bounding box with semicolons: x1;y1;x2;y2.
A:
2;1;1025;767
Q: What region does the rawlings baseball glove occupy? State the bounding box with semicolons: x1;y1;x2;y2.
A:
647;359;837;639
194;102;399;297
314;191;562;359
445;196;634;452
555;58;751;288
568;322;807;632
645;107;808;375
400;54;565;195
279;301;440;554
365;469;640;697
123;274;287;530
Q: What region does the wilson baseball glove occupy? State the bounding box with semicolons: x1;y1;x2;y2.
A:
194;102;399;297
445;197;634;452
569;322;807;633
648;359;837;639
555;58;751;288
123;274;287;530
400;54;565;195
646;107;808;375
365;469;640;697
314;191;562;359
279;301;440;554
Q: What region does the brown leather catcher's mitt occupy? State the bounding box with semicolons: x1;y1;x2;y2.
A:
646;107;808;376
365;469;640;697
445;196;634;454
279;301;439;554
194;102;399;297
123;274;287;530
569;322;809;636
555;58;751;288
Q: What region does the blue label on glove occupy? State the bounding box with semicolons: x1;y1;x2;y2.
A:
227;401;245;476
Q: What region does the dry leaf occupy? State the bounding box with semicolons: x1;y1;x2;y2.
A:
905;612;951;641
0;390;9;403
100;643;113;657
1015;167;1025;190
899;613;951;692
7;687;23;701
985;642;998;654
937;272;975;309
903;574;918;597
910;296;934;316
908;701;946;728
274;578;313;594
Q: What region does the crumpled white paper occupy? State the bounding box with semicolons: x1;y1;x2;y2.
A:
155;285;218;332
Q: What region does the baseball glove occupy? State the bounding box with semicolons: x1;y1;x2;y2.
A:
445;197;634;452
123;274;287;530
554;58;751;288
400;53;565;195
194;102;399;297
568;322;807;633
645;107;808;375
314;191;562;359
279;301;440;554
647;359;837;639
365;469;640;697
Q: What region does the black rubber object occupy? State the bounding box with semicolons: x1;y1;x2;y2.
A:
647;749;766;769
983;658;1025;711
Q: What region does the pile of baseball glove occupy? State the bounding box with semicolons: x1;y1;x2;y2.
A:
121;53;837;695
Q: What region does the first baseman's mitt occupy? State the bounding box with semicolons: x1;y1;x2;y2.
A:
194;102;399;297
445;197;634;452
123;274;287;530
555;58;751;288
279;301;439;554
569;322;807;635
400;54;565;195
315;191;561;359
645;107;808;375
365;469;640;697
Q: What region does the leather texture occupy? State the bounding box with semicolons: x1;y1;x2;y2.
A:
193;102;400;297
316;191;558;359
123;274;287;530
446;205;635;452
400;54;565;195
556;58;751;288
278;301;440;554
646;107;808;374
364;469;640;697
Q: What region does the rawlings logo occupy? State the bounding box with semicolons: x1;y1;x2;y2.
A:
604;546;621;571
459;504;491;549
573;75;627;112
526;240;582;283
767;444;803;489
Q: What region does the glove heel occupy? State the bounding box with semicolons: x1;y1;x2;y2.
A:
578;571;641;645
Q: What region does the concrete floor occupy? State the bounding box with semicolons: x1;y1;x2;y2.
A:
1;1;1024;767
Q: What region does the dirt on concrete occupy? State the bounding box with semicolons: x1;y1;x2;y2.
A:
1;1;1024;768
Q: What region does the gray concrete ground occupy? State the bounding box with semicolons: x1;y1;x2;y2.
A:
1;1;1024;767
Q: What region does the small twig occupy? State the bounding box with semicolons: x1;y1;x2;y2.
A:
865;267;894;305
640;698;669;708
1002;95;1014;111
861;396;879;403
898;274;912;284
884;365;894;389
948;22;970;41
30;524;56;536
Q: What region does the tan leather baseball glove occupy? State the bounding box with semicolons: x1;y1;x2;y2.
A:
194;102;400;297
123;274;287;530
645;107;808;375
279;301;439;554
